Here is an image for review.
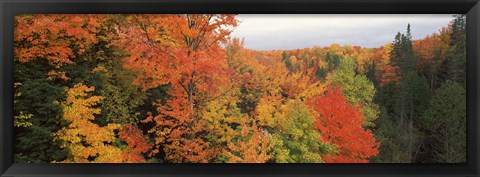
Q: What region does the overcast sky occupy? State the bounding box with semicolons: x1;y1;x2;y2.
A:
230;14;455;50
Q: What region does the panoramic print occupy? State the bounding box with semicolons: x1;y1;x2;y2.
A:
13;14;466;163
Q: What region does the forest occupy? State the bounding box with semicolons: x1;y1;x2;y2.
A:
13;14;466;163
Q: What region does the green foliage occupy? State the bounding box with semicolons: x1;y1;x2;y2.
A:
14;61;68;163
284;56;293;71
394;72;431;125
439;15;466;87
273;99;333;163
370;107;407;162
381;24;432;162
95;60;147;124
372;83;406;163
366;63;379;88
391;24;415;75
14;82;33;128
315;66;328;80
421;81;466;163
386;66;430;163
82;17;147;125
328;57;379;127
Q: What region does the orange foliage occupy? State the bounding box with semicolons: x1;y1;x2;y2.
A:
224;118;274;163
412;33;449;71
380;64;400;85
375;44;400;85
307;87;380;163
118;124;153;163
47;70;69;81
14;15;103;66
116;14;238;162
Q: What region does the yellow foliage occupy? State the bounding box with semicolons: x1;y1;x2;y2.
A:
55;83;123;163
224;117;275;163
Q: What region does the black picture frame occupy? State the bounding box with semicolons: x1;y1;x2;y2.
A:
1;0;479;177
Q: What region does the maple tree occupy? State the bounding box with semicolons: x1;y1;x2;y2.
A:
115;14;238;162
307;87;380;163
14;15;104;66
118;124;153;163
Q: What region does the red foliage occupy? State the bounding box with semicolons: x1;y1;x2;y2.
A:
307;87;380;163
118;124;153;163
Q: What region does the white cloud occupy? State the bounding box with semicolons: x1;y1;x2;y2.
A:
230;14;455;50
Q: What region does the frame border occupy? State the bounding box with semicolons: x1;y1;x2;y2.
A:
1;0;479;177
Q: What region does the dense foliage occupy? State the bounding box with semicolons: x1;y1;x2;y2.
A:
13;14;466;163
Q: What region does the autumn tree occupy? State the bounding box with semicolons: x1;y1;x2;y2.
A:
14;14;103;66
224;117;275;163
198;80;250;162
327;57;379;127
273;99;334;163
413;31;450;89
225;38;265;116
115;14;238;162
368;44;399;86
55;83;123;163
118;124;154;163
250;57;289;128
88;16;148;125
307;87;379;163
14;14;105;163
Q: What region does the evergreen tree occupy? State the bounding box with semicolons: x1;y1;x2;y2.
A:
394;72;431;126
393;72;430;162
14;61;68;162
420;81;465;163
391;24;415;76
315;66;328;80
371;107;408;162
438;15;466;86
13;82;33;128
